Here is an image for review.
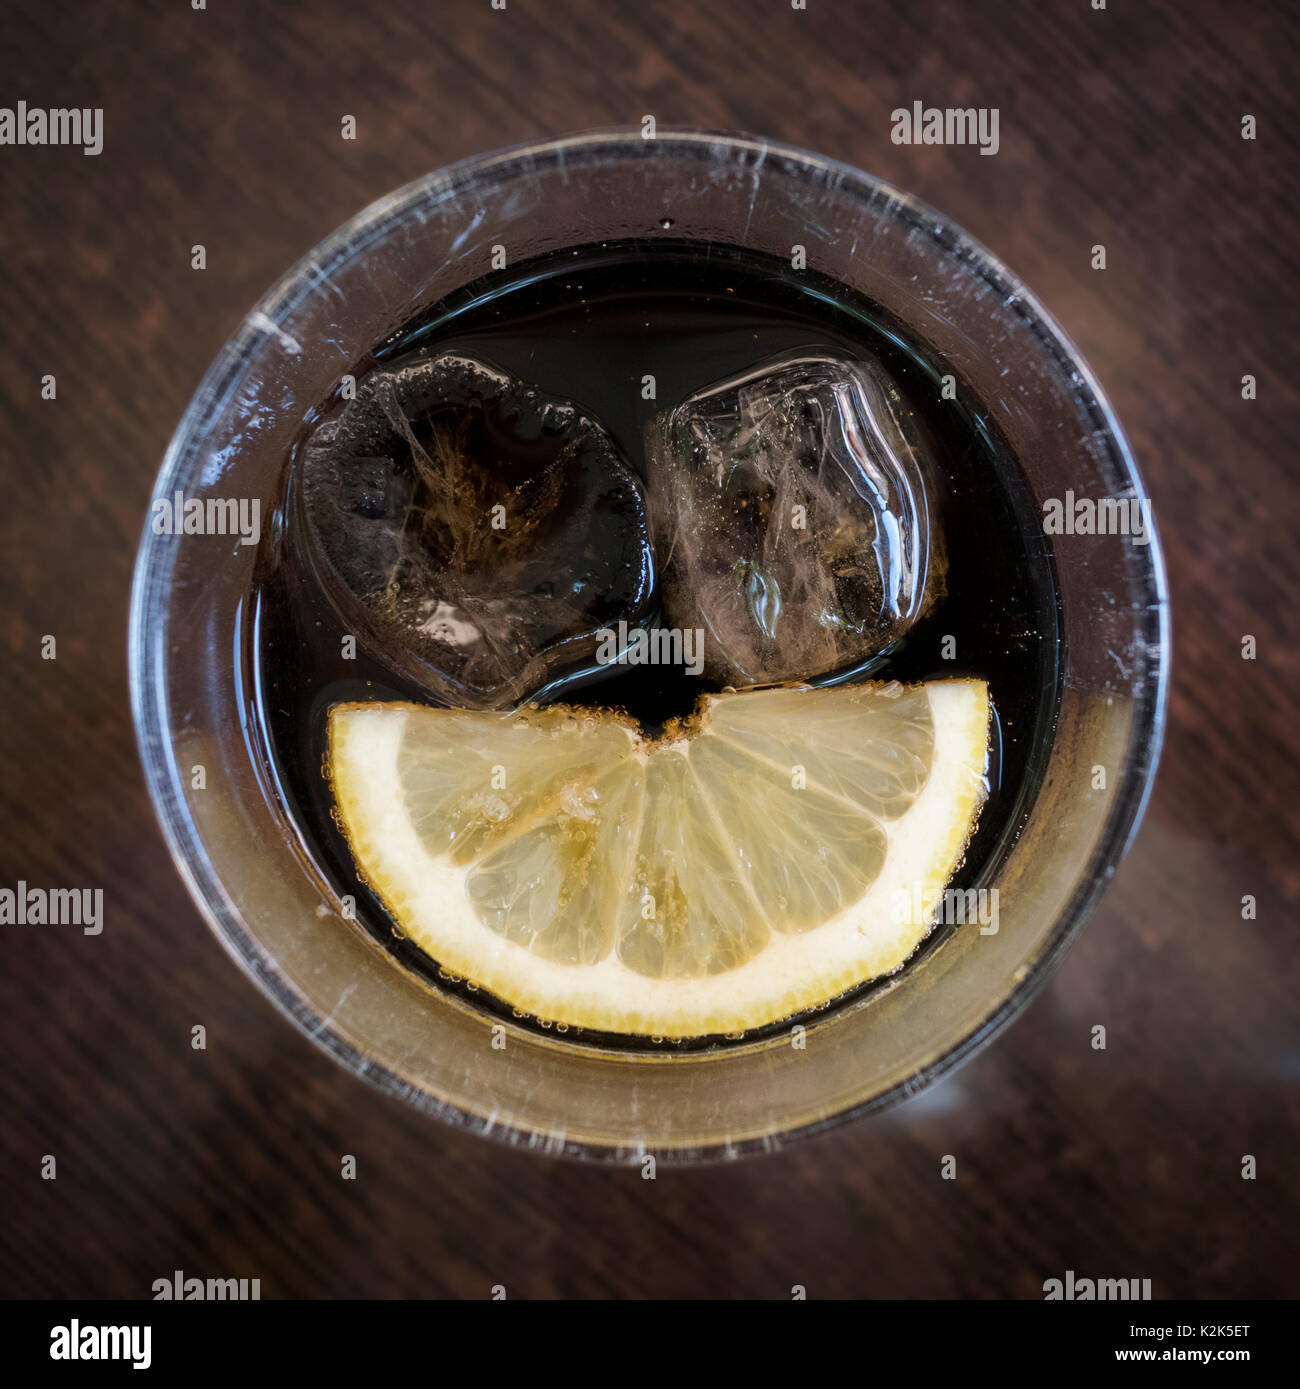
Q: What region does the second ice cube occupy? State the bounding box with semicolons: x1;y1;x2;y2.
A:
646;350;945;686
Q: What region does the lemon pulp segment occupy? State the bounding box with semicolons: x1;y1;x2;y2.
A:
328;680;990;1037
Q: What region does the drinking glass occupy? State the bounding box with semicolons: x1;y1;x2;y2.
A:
130;129;1169;1161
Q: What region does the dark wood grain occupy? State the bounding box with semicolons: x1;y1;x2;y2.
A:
1;0;1297;1299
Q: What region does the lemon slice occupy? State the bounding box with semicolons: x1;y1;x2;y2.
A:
328;680;990;1038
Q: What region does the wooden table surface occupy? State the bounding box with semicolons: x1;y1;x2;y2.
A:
2;0;1297;1299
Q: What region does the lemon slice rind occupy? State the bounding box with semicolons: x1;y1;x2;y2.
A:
329;680;989;1038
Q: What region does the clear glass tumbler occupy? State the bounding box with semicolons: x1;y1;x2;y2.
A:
129;129;1169;1161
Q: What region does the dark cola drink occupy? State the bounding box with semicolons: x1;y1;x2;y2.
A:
247;240;1060;1047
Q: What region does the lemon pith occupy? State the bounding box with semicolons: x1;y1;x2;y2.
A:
328;680;990;1038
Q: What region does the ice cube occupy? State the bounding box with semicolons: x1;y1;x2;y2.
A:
299;352;655;707
645;350;944;686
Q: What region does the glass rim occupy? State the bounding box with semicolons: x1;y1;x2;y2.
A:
129;126;1171;1163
